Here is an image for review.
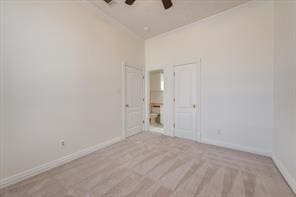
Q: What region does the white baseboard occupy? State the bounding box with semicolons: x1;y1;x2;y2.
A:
272;155;296;194
201;137;271;157
0;136;123;189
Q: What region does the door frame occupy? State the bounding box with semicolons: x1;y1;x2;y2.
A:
173;61;202;142
144;66;167;134
121;62;145;138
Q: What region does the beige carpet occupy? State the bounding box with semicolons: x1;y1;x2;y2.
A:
1;132;295;197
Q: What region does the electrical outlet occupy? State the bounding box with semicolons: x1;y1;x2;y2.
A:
60;140;65;147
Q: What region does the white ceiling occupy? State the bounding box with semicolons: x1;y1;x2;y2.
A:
91;0;249;39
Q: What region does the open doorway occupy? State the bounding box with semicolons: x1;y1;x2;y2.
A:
149;70;165;133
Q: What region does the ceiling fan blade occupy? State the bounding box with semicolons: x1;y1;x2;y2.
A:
103;0;112;3
162;0;173;9
125;0;136;5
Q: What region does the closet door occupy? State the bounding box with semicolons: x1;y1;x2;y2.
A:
174;63;197;141
125;66;144;137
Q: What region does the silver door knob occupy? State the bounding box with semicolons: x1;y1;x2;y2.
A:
193;104;196;108
125;104;129;107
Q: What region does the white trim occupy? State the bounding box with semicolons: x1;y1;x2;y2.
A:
173;61;197;67
146;65;167;71
0;0;5;182
201;137;271;157
0;136;123;189
121;61;126;138
198;59;202;142
125;65;144;71
144;69;150;131
272;155;296;194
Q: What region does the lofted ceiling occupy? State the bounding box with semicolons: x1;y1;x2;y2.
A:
90;0;249;39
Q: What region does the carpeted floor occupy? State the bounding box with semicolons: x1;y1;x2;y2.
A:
1;132;295;197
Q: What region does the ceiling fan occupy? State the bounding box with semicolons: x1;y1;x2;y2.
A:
103;0;173;10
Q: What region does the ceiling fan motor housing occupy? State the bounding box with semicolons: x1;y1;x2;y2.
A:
104;0;173;10
103;0;113;3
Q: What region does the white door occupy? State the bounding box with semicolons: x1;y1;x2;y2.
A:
125;66;144;137
174;64;197;141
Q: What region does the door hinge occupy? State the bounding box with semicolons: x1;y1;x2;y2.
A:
173;98;175;102
173;72;175;76
173;123;175;128
142;120;145;124
143;98;145;102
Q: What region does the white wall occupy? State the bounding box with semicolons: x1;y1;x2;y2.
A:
0;0;144;182
146;1;274;155
273;1;296;193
